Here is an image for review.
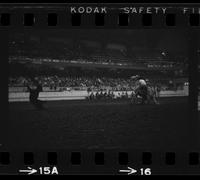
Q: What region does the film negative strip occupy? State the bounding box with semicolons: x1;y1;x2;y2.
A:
0;3;200;175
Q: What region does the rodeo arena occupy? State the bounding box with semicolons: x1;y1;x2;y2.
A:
7;30;192;150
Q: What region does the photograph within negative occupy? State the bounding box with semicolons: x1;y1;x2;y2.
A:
7;29;191;150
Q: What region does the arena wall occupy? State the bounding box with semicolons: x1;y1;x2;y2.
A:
9;88;189;102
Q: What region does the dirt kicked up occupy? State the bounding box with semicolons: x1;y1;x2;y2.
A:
6;96;194;151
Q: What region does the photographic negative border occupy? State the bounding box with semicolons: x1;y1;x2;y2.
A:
0;3;199;175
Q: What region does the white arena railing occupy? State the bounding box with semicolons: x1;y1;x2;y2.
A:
8;86;189;102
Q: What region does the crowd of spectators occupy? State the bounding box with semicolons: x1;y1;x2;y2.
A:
9;75;186;93
87;90;136;101
9;76;137;92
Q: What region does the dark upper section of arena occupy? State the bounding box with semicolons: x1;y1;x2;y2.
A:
9;29;189;72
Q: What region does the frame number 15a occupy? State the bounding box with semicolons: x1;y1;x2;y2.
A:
39;167;58;175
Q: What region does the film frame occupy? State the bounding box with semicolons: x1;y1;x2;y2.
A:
0;3;199;175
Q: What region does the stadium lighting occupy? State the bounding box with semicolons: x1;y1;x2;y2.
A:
161;52;166;56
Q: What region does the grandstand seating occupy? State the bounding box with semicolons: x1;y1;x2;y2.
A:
9;35;187;69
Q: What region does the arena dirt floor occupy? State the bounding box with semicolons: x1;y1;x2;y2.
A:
5;96;200;151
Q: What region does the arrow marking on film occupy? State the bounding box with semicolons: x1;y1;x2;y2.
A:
19;167;37;175
119;167;137;175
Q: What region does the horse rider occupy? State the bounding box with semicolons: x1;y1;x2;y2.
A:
134;75;148;101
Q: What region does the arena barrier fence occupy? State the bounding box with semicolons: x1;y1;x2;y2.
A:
9;89;189;102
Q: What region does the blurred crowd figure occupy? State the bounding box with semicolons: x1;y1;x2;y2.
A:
87;90;133;101
26;78;46;109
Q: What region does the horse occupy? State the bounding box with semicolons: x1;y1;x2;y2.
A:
133;85;159;105
146;86;160;105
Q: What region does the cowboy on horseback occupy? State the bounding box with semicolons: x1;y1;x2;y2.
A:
131;75;159;105
135;75;148;103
